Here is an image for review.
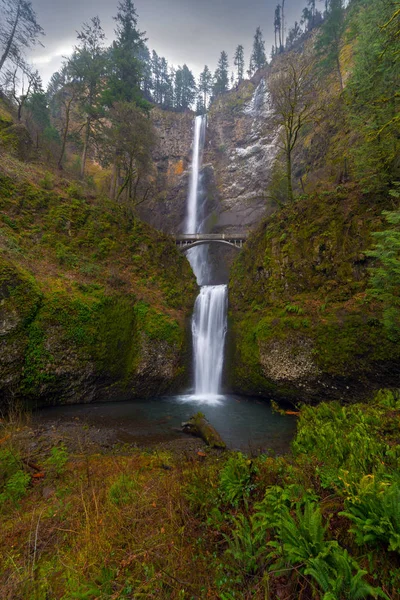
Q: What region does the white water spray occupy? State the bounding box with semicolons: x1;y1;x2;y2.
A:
185;115;228;399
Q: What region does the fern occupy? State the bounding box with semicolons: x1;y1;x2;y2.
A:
341;475;400;553
219;453;254;507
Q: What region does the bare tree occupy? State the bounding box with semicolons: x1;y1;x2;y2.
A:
0;0;44;74
269;51;319;202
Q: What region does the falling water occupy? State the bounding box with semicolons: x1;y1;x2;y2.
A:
185;115;228;399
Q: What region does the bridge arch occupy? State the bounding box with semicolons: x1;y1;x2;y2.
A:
178;239;243;252
175;233;247;252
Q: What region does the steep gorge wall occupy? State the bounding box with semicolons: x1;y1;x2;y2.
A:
141;71;279;238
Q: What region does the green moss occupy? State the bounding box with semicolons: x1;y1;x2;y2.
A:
134;301;182;346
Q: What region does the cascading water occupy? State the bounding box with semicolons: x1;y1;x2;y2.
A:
185;115;228;399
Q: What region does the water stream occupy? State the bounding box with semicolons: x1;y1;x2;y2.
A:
185;115;228;399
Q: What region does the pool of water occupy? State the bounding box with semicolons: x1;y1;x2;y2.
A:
33;395;297;454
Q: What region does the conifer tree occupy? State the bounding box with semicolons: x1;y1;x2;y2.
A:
249;27;267;75
199;65;213;109
174;64;196;110
105;0;147;107
213;51;229;96
68;16;107;177
234;45;245;82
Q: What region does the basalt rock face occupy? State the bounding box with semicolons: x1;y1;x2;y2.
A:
142;73;279;236
142;74;280;282
206;72;279;233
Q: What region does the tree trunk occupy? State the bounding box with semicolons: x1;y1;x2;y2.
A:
58;100;71;170
287;147;293;202
182;414;226;449
0;0;22;73
80;117;91;178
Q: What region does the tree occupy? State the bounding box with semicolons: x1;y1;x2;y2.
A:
106;102;155;208
25;86;50;148
213;51;229;96
0;0;43;74
174;64;196;110
249;27;267;75
199;65;213;109
234;45;245;83
104;0;147;107
47;65;82;169
68;16;107;177
269;52;319;202
2;56;40;121
315;0;345;90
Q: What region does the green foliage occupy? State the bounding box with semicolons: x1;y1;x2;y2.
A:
219;453;254;507
39;172;55;190
345;0;399;186
268;500;387;599
341;475;400;553
293;402;390;487
0;448;29;508
367;195;400;341
108;474;138;506
46;444;69;476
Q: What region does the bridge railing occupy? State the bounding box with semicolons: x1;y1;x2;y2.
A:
175;233;248;241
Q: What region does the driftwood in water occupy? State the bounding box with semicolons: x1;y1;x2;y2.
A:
181;413;226;449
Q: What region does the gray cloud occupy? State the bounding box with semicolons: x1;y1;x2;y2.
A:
28;0;304;84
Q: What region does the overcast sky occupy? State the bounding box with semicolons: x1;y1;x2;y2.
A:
29;0;305;85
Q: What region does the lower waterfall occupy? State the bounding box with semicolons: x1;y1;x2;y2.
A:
191;285;228;397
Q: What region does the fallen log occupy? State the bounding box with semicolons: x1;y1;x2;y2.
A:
181;413;226;449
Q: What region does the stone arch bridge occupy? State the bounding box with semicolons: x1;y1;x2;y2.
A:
175;233;248;252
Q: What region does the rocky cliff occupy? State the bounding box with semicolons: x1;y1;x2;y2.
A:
142;71;279;240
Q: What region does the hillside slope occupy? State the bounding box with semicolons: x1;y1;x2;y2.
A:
0;106;197;411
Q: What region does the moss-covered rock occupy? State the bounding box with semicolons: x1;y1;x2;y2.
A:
228;187;400;402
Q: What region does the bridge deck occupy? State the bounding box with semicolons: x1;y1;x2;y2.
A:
176;233;247;241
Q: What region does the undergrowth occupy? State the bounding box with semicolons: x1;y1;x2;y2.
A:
1;390;400;599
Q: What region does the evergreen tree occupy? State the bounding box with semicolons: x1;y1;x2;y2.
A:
213;51;229;96
25;86;50;148
199;65;213;109
234;45;245;82
68;16;107;177
0;0;44;74
138;44;152;101
315;0;345;89
105;0;147;107
249;27;267;75
174;64;196;110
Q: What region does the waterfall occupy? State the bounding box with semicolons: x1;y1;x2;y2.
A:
185;115;228;398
